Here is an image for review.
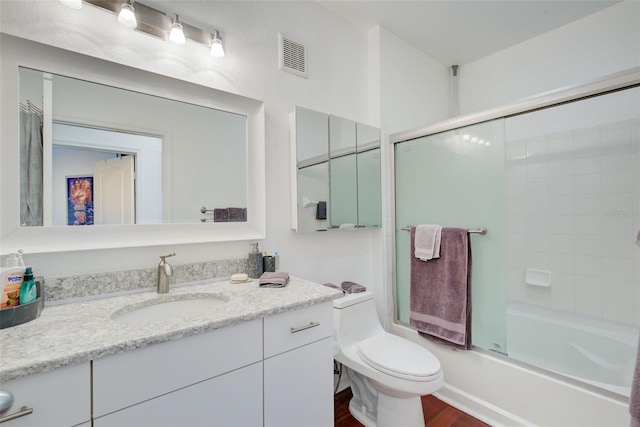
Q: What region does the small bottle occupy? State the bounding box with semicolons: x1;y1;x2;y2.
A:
20;267;38;305
1;253;25;310
247;242;263;279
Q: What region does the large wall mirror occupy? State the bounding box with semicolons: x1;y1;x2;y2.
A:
1;35;266;254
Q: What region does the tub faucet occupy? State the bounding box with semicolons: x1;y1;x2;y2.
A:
157;253;176;294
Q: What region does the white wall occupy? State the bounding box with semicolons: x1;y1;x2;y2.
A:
0;0;381;291
376;26;451;134
459;1;640;115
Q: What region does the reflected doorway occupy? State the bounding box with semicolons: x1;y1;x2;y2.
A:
50;123;163;226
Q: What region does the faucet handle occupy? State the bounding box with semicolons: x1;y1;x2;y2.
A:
159;253;176;262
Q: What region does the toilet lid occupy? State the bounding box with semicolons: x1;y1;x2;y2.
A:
357;334;441;381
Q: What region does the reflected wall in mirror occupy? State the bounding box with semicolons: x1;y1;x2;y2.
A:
290;106;381;233
1;34;265;254
19;67;247;227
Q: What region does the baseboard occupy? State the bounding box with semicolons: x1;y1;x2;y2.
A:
434;383;535;427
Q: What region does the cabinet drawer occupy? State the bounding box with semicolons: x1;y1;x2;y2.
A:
93;318;262;418
0;363;90;427
264;302;332;358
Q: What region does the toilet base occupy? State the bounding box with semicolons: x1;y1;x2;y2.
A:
346;366;426;427
376;393;425;427
348;392;425;427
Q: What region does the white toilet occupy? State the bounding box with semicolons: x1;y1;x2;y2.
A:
333;291;443;427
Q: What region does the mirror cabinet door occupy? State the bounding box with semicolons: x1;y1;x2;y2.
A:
329;115;357;228
294;107;329;233
356;148;382;228
329;154;358;228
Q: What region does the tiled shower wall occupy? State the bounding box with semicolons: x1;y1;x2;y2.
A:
506;117;640;327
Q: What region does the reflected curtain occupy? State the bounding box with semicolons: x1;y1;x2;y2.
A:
20;109;43;226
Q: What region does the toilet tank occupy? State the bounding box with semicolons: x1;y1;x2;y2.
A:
333;292;385;346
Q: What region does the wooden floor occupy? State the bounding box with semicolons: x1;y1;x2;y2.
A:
334;388;491;427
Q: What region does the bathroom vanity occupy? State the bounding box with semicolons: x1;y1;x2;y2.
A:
0;277;341;426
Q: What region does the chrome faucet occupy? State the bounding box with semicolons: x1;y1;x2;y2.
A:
157;253;175;294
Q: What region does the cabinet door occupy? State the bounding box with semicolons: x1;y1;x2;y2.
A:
94;362;262;427
0;363;90;427
264;337;334;427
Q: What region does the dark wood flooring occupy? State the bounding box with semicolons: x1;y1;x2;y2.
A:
334;387;491;427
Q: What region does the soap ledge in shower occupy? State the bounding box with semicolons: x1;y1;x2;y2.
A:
525;269;551;287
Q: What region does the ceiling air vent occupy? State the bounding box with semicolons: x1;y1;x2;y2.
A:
279;33;307;78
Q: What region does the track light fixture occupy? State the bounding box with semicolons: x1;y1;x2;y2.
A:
118;0;137;29
76;1;226;58
210;30;225;58
60;0;82;9
169;14;186;45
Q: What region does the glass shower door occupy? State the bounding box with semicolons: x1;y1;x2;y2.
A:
394;119;507;353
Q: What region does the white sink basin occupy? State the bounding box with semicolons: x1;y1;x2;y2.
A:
111;294;228;324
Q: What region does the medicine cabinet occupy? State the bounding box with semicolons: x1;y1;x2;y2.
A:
290;106;381;233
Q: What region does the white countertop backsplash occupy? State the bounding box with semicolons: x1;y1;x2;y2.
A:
0;276;342;382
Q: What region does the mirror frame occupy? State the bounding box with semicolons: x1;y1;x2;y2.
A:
1;34;266;254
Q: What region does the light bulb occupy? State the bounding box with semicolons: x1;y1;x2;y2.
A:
118;1;137;29
60;0;82;9
169;15;186;45
210;31;225;58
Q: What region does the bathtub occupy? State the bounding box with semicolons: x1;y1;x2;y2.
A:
506;303;639;396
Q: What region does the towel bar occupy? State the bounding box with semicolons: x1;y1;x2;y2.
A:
401;226;487;235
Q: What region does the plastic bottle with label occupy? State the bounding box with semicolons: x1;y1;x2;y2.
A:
20;266;38;305
1;253;25;309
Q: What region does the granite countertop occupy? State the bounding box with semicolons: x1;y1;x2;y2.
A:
0;276;343;382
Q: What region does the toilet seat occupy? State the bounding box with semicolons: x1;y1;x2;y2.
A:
357;334;441;381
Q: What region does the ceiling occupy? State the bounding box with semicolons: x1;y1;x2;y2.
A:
316;0;621;66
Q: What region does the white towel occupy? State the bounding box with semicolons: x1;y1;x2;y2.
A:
414;225;442;261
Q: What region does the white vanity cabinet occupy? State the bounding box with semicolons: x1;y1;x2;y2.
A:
264;301;334;427
0;300;335;427
0;363;90;427
92;319;263;426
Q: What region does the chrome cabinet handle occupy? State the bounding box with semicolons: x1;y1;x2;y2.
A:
0;406;33;424
290;321;320;333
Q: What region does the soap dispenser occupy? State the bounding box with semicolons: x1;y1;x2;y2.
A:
247;242;263;279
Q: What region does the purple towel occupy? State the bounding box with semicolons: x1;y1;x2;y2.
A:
409;227;472;349
341;281;366;293
228;207;246;222
213;208;229;222
258;271;290;288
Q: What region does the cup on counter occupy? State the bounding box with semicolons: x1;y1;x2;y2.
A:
263;255;277;272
